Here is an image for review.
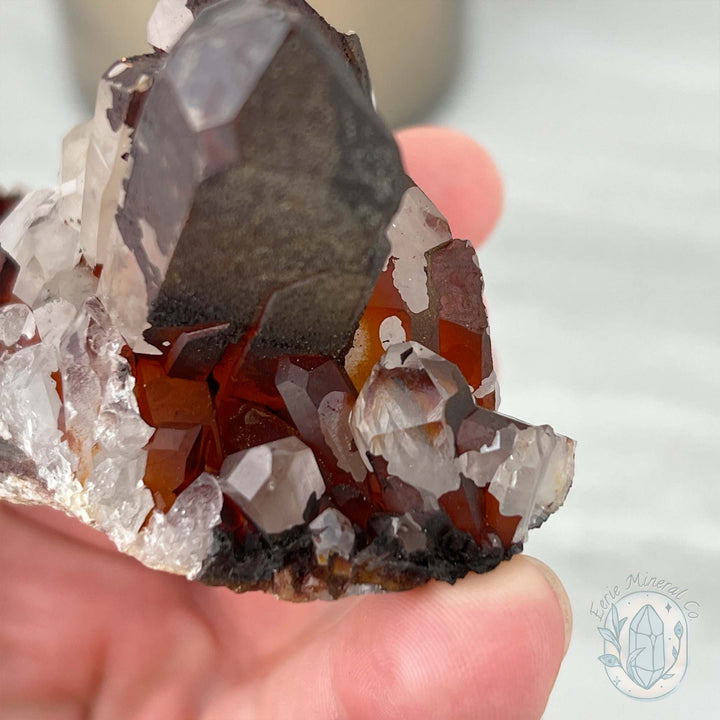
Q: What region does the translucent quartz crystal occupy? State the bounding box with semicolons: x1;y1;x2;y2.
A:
0;186;82;308
219;436;326;534
386;186;453;314
317;391;368;483
0;304;36;348
60;298;153;476
58;120;92;230
0;0;574;600
128;472;223;577
309;508;355;564
0;329;75;510
146;0;194;52
352;342;574;544
457;407;574;543
275;357;367;484
345;187;496;409
83;55;165;268
351;341;474;498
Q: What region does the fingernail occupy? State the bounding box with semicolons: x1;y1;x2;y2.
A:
525;556;573;655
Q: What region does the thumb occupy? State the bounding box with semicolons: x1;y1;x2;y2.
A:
206;555;571;720
332;554;571;720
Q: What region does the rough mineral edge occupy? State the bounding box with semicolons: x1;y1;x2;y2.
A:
346;182;499;404
0;188;61;257
126;472;224;578
0;181;223;578
0;309;223;577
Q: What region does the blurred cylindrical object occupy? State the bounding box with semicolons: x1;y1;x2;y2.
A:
61;0;464;127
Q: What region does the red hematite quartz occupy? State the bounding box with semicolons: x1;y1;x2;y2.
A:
0;0;575;600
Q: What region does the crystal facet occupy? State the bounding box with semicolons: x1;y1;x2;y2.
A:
220;436;325;534
0;0;574;600
351;341;474;498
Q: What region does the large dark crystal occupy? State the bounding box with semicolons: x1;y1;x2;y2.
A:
114;0;405;358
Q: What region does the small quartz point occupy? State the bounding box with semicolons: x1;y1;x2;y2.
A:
309;508;355;564
351;341;475;498
345;185;497;409
220;436;326;534
146;0;194;52
0;0;574;601
352;342;574;544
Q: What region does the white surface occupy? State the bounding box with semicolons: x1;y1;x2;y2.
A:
1;0;719;716
427;2;720;716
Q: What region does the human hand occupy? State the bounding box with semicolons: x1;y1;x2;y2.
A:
0;127;571;720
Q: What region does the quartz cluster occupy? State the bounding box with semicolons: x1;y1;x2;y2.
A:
0;0;574;600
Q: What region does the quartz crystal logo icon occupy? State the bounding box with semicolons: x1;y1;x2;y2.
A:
597;591;688;699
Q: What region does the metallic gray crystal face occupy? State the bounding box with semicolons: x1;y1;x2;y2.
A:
219;436;326;534
103;0;406;357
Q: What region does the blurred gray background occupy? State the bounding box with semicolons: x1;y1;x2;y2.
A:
1;1;718;717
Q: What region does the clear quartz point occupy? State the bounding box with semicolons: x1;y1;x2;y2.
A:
129;473;223;577
220;436;326;534
353;342;575;543
309;508;355;564
351;341;474;497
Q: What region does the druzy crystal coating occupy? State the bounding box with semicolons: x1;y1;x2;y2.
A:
0;0;574;600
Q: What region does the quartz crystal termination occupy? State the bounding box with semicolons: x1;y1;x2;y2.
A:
105;0;403;357
0;0;575;601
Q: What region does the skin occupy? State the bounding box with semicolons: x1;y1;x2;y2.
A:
0;127;571;720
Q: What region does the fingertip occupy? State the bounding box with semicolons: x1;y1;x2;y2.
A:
332;555;568;720
524;556;573;657
395;126;503;248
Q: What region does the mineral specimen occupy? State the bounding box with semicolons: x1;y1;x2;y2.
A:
0;0;574;600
